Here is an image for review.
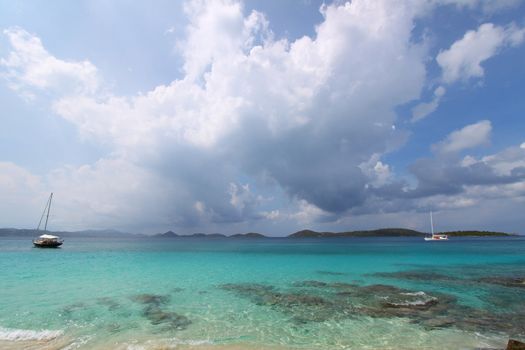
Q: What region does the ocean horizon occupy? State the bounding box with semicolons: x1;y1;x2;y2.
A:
1;235;525;349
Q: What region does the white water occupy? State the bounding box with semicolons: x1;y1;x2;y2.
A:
0;326;63;341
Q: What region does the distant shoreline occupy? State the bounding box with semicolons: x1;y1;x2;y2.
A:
0;227;518;239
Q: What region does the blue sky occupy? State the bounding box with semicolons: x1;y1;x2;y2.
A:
1;0;524;235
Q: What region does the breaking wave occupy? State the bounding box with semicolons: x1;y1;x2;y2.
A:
0;326;63;341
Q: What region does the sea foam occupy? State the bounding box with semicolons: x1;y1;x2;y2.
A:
0;327;63;341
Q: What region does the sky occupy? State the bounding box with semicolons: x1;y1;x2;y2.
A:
1;0;525;235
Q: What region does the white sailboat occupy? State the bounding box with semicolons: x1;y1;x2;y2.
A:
424;211;448;241
33;193;63;248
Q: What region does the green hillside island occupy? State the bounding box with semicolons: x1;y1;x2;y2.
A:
288;228;424;238
0;228;517;238
442;231;518;237
288;229;516;238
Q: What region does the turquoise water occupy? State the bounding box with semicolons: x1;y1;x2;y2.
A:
1;236;525;349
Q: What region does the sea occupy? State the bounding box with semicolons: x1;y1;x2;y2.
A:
1;236;524;350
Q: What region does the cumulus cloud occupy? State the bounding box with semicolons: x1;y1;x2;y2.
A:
1;0;427;230
481;144;525;176
0;162;46;227
359;153;393;187
436;0;524;13
1;0;523;233
360;140;525;227
0;27;100;100
437;22;525;83
421;149;525;206
432;120;492;154
411;86;446;122
289;200;336;225
0;162;42;198
180;0;270;82
411;12;525;123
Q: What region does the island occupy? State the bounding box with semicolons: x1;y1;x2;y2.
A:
440;231;517;237
0;228;518;239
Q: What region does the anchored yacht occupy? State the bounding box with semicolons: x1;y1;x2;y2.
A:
33;193;63;248
424;212;448;241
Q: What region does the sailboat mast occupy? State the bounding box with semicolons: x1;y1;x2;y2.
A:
44;193;53;231
36;193;51;231
430;211;434;235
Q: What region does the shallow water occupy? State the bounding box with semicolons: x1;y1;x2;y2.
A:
1;236;524;349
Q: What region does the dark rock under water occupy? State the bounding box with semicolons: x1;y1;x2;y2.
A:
507;339;525;350
130;293;191;330
97;297;121;311
476;276;525;289
373;270;525;290
131;293;171;306
315;270;348;276
220;280;525;337
373;270;459;282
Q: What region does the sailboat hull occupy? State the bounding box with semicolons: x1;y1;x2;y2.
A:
33;240;63;248
424;236;448;241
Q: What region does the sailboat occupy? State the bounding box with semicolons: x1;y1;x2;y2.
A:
33;193;63;248
424;211;448;241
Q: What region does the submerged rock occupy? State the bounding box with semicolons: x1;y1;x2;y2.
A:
131;293;191;330
316;270;347;276
477;276;525;288
220;280;525;337
375;269;525;292
420;316;456;329
97;297;121;311
131;293;170;306
142;305;191;329
373;270;458;282
507;339;525;350
292;280;329;288
105;323;121;333
61;302;86;316
220;283;275;295
329;282;360;290
220;283;347;323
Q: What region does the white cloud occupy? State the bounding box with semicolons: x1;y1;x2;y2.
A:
261;210;280;221
476;0;523;13
3;0;523;234
228;182;262;219
481;144;525;176
433;120;492;153
0;162;40;191
0;27;100;99
411;86;446;122
436;0;524;13
180;1;270;82
0;162;162;231
355;140;525;233
0;162;46;227
289;200;332;225
409;141;525;206
34;0;426;225
359;153;393;187
437;22;525;83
